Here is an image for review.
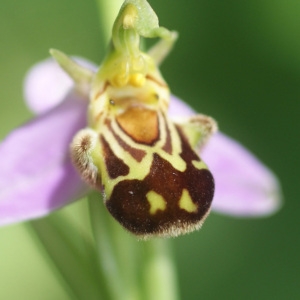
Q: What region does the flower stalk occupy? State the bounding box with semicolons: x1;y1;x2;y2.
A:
89;190;179;300
29;214;107;300
96;0;123;44
24;1;183;297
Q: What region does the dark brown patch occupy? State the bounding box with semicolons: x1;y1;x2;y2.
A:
106;130;214;236
100;135;129;179
175;125;201;162
116;107;159;145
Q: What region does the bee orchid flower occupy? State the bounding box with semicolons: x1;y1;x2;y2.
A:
0;56;281;227
0;0;281;232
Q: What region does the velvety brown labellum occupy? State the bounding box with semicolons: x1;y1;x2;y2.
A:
106;127;214;237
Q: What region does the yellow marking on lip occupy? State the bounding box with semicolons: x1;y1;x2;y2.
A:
146;191;167;215
192;160;207;170
179;189;198;213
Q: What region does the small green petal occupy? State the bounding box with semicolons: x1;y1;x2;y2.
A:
50;49;95;96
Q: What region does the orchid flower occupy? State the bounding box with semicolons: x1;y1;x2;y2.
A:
0;2;281;230
0;0;282;299
0;59;281;226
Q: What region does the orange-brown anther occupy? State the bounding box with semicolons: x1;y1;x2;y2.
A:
116;106;159;145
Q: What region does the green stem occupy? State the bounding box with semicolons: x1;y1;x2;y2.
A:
108;215;142;300
143;239;180;300
96;0;123;44
88;191;180;300
88;191;144;300
29;214;105;300
88;192;126;300
89;192;179;300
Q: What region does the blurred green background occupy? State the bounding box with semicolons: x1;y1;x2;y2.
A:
0;0;299;299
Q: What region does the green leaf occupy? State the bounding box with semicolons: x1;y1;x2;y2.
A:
29;214;107;300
